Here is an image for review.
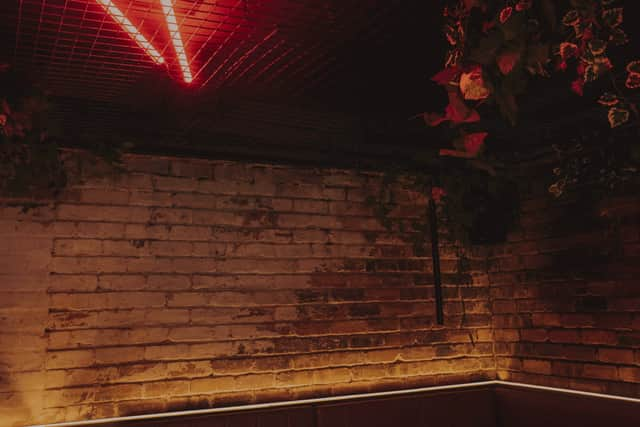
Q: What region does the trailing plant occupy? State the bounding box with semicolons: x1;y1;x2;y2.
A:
0;65;132;200
0;66;67;199
375;0;639;247
367;0;639;247
428;0;637;149
548;124;639;197
367;160;519;248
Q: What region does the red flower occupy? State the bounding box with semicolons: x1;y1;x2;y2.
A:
557;61;568;71
582;27;594;42
577;62;586;75
571;79;584;96
559;42;579;60
431;187;446;203
499;7;513;24
463;132;488;156
626;73;640;89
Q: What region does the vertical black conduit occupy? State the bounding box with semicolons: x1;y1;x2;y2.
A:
428;198;444;325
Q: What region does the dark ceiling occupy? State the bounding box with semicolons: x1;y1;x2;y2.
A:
3;1;440;106
1;1;638;166
0;0;445;166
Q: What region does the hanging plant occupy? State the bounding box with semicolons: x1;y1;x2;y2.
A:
1;65;133;201
0;65;67;199
423;0;638;201
555;3;637;128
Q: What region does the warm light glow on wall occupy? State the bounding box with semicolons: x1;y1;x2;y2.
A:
96;0;165;64
160;0;193;83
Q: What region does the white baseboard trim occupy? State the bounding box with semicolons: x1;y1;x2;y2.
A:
493;380;640;404
28;380;640;427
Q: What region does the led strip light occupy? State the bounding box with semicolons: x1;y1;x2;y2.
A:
26;381;640;427
160;0;193;83
95;0;165;65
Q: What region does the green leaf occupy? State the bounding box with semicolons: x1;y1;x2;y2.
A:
525;44;550;75
608;107;630;128
583;64;598;83
626;74;640;89
610;27;629;46
499;12;526;41
597;92;619;106
495;91;518;126
602;8;623;28
497;45;523;75
540;0;557;31
627;60;640;74
588;39;607;56
562;10;580;26
559;42;579;60
468;31;505;65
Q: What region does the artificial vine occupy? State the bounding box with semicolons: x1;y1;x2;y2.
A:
0;65;66;199
426;0;638;199
367;161;519;248
0;65;130;201
367;0;638;247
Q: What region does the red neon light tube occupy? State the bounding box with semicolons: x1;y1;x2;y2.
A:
96;0;165;64
160;0;193;83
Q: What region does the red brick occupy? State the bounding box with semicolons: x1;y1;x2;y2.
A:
619;367;640;383
492;300;517;314
582;364;618;380
95;384;142;402
125;157;169;175
520;329;548;342
581;330;619;345
598;348;635;365
49;275;97;292
522;359;552;375
46;350;95;369
54;239;103;256
171;160;213;178
562;345;597;361
548;329;581;344
98;275;146;291
190;376;236;394
147;275;191;290
96;347;145;365
551;361;584;377
494;329;519;342
531;313;562;327
143;380;190;398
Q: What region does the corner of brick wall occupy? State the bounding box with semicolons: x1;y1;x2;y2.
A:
490;177;640;397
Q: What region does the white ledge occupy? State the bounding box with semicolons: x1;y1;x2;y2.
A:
28;380;640;427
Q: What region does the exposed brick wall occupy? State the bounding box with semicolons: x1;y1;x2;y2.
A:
0;153;493;426
492;174;640;397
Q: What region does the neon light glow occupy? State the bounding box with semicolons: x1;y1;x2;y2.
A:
96;0;165;64
160;0;193;83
